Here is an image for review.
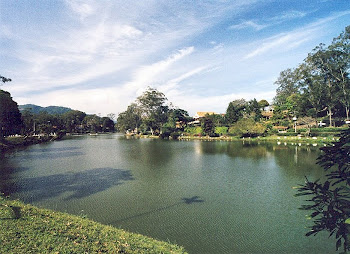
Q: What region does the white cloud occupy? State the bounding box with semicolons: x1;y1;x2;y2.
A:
271;10;307;22
229;20;267;31
65;0;95;20
243;31;311;59
243;11;350;59
230;10;308;31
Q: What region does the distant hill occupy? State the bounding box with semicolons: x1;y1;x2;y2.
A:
19;104;73;115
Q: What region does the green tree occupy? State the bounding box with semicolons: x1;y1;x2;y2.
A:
101;117;115;132
83;115;101;133
225;99;246;124
306;43;340;126
258;99;269;111
274;68;301;106
296;128;350;252
247;98;262;121
136;87;168;135
165;108;190;130
0;89;23;137
329;26;350;119
229;118;266;137
116;103;142;132
62;110;86;133
201;116;215;136
21;109;34;134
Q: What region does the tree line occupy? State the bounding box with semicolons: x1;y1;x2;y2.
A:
116;86;270;138
0;85;114;138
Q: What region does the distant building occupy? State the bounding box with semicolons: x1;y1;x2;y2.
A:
262;106;274;120
189;111;216;126
193;112;216;120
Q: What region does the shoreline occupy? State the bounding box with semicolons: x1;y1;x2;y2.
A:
135;133;338;145
0;135;64;153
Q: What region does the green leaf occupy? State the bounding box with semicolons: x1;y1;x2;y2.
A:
345;218;350;224
336;238;341;251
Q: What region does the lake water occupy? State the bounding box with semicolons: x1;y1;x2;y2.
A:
0;134;336;253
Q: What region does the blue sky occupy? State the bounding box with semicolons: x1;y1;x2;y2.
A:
1;0;349;116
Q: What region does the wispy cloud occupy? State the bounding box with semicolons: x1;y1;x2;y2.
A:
230;10;308;31
65;0;96;20
229;21;267;31
243;10;350;59
244;29;315;59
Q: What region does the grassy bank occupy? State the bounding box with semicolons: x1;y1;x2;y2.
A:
0;196;186;253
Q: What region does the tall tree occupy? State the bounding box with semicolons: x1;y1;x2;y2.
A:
201;116;215;136
0;90;23;137
225;99;246;124
306;44;339;126
258;99;269;111
247;98;262;121
274;68;301;106
136;87;168;135
116;103;142;132
329;25;350;119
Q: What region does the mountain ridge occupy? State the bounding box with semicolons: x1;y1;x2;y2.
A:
19;104;73;115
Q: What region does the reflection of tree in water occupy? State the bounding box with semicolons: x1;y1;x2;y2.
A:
199;141;270;159
1;168;134;202
111;196;204;224
273;146;322;176
122;139;174;167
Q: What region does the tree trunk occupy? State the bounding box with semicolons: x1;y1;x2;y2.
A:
329;107;333;127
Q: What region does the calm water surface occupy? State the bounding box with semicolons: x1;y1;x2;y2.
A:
0;134;336;253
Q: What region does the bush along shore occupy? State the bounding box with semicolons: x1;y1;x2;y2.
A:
0;196;187;254
0;135;62;152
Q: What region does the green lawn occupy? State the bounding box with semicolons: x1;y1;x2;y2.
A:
0;196;187;254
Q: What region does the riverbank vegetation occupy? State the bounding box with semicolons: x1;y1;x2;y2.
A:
0;195;186;253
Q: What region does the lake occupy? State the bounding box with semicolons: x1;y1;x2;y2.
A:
0;134;336;253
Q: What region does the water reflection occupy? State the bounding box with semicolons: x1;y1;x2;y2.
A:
198;141;272;159
0;167;134;202
121;139;174;169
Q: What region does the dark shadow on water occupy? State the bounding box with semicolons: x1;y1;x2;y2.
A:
1;168;134;202
182;196;204;204
112;196;204;224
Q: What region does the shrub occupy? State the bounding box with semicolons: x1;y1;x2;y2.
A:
159;132;170;139
215;126;228;136
170;132;180;139
229;118;267;137
184;126;202;135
